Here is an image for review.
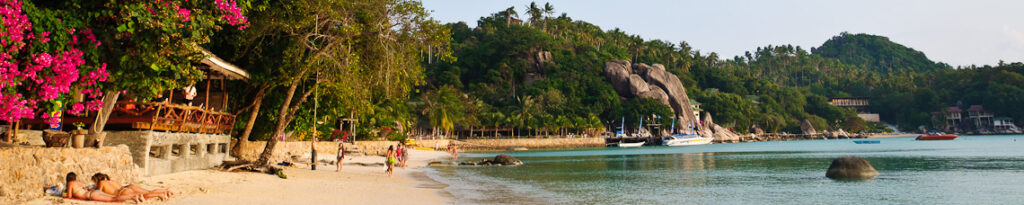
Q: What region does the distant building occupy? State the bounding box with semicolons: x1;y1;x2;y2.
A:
993;117;1019;133
934;106;963;133
933;104;1018;134
967;105;994;132
690;99;702;118
828;97;879;122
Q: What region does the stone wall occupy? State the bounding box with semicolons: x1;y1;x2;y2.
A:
0;145;139;203
457;138;605;151
104;131;230;176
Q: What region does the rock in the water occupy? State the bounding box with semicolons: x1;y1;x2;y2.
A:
492;154;523;166
801;119;817;135
826;157;879;180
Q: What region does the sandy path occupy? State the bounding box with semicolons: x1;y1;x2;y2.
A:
26;150;453;205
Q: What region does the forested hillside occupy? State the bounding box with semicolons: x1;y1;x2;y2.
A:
410;3;1023;136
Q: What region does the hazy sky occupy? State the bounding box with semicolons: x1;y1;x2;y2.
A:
420;0;1024;67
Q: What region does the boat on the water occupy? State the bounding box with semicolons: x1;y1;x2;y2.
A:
618;141;646;148
853;140;880;144
916;131;957;140
663;133;712;146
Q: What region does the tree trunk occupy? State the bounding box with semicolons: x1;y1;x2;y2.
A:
5;123;12;143
89;91;120;137
255;71;307;166
230;85;269;159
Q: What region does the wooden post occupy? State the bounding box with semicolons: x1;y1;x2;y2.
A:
204;75;211;109
221;78;228;111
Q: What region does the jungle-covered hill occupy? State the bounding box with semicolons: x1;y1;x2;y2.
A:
412;4;1024;135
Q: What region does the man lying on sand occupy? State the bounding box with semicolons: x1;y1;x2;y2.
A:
65;172;144;203
92;173;173;200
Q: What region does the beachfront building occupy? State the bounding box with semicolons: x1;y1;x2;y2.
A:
993;117;1019;133
935;106;963;133
22;49;249;176
828;97;880;122
967;105;994;132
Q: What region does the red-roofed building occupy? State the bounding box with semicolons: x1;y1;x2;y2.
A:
967;105;994;132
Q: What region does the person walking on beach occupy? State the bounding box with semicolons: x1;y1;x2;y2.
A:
385;145;396;177
336;142;345;172
311;137;318;170
401;144;410;168
396;143;404;168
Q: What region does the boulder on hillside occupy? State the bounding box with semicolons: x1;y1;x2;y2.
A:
638;63;699;131
801;119;817;135
826;156;879;180
627;74;650;96
638;87;670;106
604;60;633;97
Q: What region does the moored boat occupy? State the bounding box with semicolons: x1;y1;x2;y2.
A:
662;134;712;146
618;141;646;148
916;131;957;140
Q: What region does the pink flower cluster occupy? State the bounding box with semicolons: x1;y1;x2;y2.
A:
0;0;109;124
0;0;29;52
215;0;248;30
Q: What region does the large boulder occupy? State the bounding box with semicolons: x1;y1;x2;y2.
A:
800;119;817;135
492;154;523;166
627;74;650;96
637;86;670;106
826;157;879;180
604;60;633;97
638;63;699;131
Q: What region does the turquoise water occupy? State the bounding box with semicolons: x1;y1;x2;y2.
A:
427;135;1024;204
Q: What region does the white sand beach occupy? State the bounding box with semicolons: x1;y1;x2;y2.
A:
26;149;453;205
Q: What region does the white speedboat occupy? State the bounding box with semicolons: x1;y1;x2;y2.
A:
662;134;712;146
617;141;645;148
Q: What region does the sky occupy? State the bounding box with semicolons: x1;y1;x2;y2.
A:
420;0;1024;67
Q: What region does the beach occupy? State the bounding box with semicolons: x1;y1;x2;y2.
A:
25;149;452;205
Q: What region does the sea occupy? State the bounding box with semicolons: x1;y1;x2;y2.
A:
425;135;1024;204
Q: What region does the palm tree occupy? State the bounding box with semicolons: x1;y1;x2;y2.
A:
502;6;518;25
526;2;542;26
543;3;555;18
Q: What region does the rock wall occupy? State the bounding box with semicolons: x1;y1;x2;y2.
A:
0;145;139;203
458;138;605;151
232;140;454;163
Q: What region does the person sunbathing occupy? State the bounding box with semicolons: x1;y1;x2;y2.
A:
91;173;173;200
65;172;144;203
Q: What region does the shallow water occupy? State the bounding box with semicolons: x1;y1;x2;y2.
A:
428;135;1024;204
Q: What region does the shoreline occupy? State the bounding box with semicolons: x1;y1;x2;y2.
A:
24;149;455;205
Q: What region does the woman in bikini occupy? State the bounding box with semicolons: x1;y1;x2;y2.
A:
92;173;172;200
385;145;396;177
65;172;144;203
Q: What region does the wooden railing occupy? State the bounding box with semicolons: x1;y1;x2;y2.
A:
114;102;235;135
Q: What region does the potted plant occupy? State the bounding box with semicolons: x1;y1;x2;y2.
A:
70;123;87;148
